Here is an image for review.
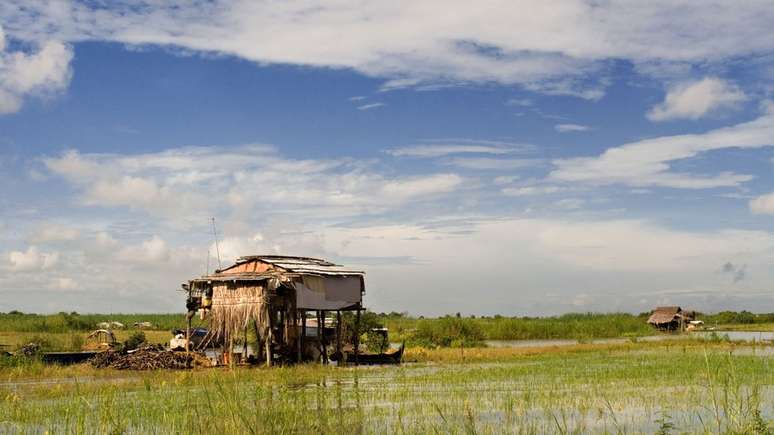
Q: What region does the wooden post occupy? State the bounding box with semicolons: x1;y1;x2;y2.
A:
336;310;342;363
296;309;302;363
242;325;248;363
301;312;307;363
229;334;234;369
265;307;273;367
321;311;328;365
185;314;191;352
354;306;361;365
253;319;263;361
317;310;323;364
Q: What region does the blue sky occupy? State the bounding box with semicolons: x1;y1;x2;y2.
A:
1;1;774;315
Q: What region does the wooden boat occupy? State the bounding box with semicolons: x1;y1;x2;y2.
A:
41;351;99;365
340;343;404;365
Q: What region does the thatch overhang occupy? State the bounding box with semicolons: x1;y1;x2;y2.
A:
647;306;684;325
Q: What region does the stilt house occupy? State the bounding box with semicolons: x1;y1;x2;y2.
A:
183;255;365;365
647;306;695;331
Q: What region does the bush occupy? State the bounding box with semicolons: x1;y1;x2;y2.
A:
411;317;485;348
124;331;147;350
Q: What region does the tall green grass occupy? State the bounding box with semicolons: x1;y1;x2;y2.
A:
1;342;772;433
0;312;203;333
385;312;653;345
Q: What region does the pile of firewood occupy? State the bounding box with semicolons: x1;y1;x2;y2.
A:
90;345;209;370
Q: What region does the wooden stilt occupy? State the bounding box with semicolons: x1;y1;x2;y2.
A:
321;311;328;365
317;310;324;364
296;309;302;363
242;325;248;363
229;334;234;369
253;319;261;364
185;314;191;352
336;310;342;364
265;307;273;367
301;313;307;363
354;306;361;365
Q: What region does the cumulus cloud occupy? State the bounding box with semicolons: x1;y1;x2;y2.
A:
50;277;78;290
0;25;72;114
4;2;774;98
555;123;590;133
42;145;466;223
749;193;774;215
502;185;563;196
647;77;747;121
551;104;774;188
28;223;79;243
8;246;59;271
320;218;774;314
117;236;170;264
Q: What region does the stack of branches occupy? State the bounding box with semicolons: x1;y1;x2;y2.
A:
208;283;270;345
90;345;210;370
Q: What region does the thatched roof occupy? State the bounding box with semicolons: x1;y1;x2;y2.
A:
647;306;682;325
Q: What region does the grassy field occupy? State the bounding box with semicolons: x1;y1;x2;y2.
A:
1;339;774;433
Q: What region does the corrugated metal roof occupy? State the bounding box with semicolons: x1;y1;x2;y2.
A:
236;255;365;276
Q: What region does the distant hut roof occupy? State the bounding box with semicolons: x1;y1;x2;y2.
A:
647;306;683;325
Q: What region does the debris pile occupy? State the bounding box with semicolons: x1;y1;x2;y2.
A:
90;345;210;370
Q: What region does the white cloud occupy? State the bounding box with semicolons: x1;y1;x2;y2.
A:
647;77;747;122
321;218;774;314
117;236;170;264
749;193;774;215
506;98;532;107
555;123;590;133
554;198;585;210
493;175;520;185
28;223;79;243
387;141;530;158
43;145;466;223
50;277;78;290
502;185;563;196
0;25;72;114
551;104;774;188
443;157;538;170
4;2;774;98
357;102;384;110
8;246;59;271
381;174;462;200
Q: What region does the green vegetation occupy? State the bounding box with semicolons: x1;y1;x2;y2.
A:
0;311;205;333
3;309;774;351
381;312;654;345
2;341;773;433
123;331;147;351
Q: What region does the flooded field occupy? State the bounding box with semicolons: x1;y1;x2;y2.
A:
484;330;774;349
2;340;774;433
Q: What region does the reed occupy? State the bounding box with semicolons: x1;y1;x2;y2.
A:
1;340;773;433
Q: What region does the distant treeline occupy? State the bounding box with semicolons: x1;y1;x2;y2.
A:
2;310;772;347
0;312;204;333
379;312;654;346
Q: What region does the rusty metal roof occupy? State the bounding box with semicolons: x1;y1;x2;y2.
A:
235;255;365;276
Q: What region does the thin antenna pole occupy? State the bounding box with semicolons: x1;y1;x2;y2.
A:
211;217;222;269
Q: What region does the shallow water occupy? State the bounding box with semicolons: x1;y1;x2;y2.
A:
485;330;774;349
